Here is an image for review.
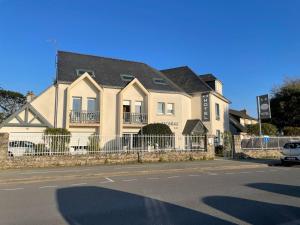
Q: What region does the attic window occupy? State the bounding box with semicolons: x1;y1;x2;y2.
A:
153;78;167;85
76;69;95;77
120;74;135;82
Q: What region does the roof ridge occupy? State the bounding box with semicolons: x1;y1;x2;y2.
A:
57;50;146;65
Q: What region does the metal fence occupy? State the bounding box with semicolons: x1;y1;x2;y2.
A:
241;136;300;150
8;133;206;157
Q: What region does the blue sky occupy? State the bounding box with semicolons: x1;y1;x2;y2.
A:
0;0;299;116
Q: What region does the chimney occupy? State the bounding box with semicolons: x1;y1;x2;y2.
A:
26;91;35;102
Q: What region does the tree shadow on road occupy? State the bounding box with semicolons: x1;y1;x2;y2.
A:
203;196;300;225
246;182;300;198
56;186;234;225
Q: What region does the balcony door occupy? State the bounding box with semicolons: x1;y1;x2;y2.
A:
135;101;144;123
123;100;131;123
72;97;82;122
87;98;97;122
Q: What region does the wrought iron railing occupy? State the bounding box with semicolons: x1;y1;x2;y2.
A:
70;111;100;124
123;112;148;124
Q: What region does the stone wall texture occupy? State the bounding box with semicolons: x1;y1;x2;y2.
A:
239;149;283;159
0;151;214;169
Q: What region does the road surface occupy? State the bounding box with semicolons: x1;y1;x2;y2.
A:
0;159;299;225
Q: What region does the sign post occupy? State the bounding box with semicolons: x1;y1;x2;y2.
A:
257;94;271;136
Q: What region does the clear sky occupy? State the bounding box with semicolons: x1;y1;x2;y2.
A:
0;0;299;117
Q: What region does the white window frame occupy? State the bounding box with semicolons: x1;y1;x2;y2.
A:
166;103;175;115
157;102;165;115
87;97;97;112
215;103;220;120
72;97;82;112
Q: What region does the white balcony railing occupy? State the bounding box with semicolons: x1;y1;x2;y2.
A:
123;112;148;124
70;110;100;124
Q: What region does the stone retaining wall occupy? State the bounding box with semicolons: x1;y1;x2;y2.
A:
0;151;214;169
239;149;282;159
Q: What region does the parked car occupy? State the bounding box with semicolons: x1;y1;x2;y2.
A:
281;141;300;165
8;141;35;157
69;146;88;155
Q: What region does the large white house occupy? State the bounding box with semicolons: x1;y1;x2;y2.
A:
0;51;230;142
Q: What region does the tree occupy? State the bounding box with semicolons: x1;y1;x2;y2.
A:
0;88;26;121
270;78;300;129
246;123;277;136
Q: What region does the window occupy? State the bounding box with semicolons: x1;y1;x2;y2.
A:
157;102;165;114
123;100;131;113
76;69;95;77
72;97;82;112
216;130;221;145
215;103;220;120
87;98;97;112
121;74;135;82
153;78;167;85
135;101;143;114
166;103;174;115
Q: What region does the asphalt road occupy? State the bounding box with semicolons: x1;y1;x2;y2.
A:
0;159;299;225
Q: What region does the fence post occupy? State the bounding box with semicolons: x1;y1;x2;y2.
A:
206;135;215;157
0;133;9;160
233;135;242;156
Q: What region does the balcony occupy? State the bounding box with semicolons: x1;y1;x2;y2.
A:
70;110;100;124
123;112;148;124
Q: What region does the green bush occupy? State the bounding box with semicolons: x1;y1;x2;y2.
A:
44;128;71;154
87;135;100;154
138;123;173;135
283;127;300;136
246;123;277;136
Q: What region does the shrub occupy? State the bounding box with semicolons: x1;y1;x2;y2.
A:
87;135;100;154
138;123;173;135
44;128;71;154
283;127;300;136
215;145;224;156
246;123;277;136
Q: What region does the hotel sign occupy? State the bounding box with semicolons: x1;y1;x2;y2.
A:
258;94;271;119
202;93;210;121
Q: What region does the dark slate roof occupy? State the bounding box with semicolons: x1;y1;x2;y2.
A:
56;51;184;93
182;119;208;135
229;116;246;132
229;109;257;120
160;66;213;94
198;74;217;82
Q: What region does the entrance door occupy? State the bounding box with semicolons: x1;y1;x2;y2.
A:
123;100;131;123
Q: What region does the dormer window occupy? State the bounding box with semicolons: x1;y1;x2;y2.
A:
153;78;167;85
76;69;95;77
120;74;135;82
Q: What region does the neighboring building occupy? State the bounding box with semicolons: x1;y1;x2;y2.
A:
229;109;257;135
0;51;230;143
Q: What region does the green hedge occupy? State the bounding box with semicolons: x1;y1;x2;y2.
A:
138;123;173;135
246;123;277;136
283;127;300;136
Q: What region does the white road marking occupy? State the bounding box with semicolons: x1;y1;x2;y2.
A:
189;174;201;177
256;170;265;173
70;183;87;186
225;172;235;175
105;177;114;182
1;188;24;191
269;169;278;172
122;179;137;182
239;171;251;174
207;172;218;175
39;185;58;189
19;168;91;175
167;176;180;179
147;177;160;180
